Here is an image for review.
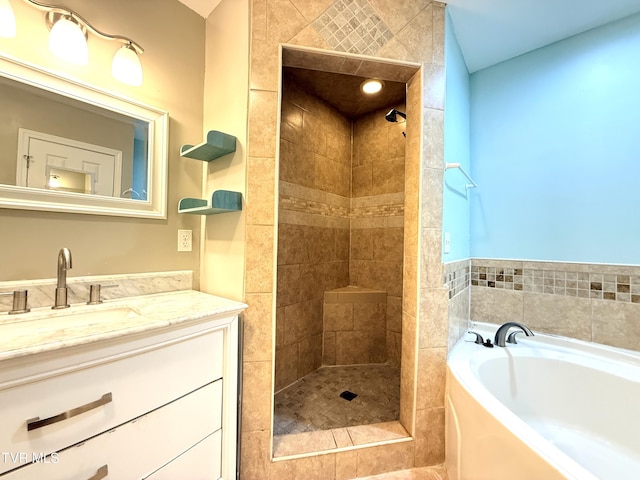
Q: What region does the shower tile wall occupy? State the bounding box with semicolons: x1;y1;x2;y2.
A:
242;0;447;477
276;76;351;392
350;105;406;367
276;81;406;388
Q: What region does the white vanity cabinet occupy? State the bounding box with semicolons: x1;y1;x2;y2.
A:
0;295;243;480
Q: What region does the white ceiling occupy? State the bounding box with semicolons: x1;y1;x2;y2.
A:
176;0;640;72
446;0;640;72
176;0;222;18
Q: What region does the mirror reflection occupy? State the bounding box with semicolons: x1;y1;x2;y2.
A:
0;75;149;201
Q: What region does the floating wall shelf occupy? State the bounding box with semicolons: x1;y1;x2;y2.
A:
178;190;242;215
180;130;236;161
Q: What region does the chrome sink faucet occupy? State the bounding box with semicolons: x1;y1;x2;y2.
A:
494;321;534;347
53;247;72;309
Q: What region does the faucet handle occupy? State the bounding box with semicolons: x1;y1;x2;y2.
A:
0;290;31;314
87;284;119;305
467;331;485;344
507;330;523;344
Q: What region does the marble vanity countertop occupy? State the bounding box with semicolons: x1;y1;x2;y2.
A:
0;290;247;362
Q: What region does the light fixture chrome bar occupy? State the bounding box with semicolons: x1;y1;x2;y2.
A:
23;0;143;53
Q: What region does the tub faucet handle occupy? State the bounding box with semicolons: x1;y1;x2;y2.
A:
467;331;485;345
507;331;523;344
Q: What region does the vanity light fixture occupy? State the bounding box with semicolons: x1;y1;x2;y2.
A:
47;14;88;65
11;0;144;85
111;42;143;86
47;173;60;188
361;78;384;95
0;0;16;38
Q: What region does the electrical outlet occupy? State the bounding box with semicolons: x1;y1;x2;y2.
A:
443;232;451;254
178;229;192;252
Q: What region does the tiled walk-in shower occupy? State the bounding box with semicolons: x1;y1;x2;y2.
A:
273;364;400;436
273;64;407;452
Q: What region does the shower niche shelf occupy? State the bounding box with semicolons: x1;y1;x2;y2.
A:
178;190;242;215
180;130;236;161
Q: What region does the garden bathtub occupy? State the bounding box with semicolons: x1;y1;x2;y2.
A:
446;323;640;480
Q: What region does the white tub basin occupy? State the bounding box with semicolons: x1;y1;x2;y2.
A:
446;322;640;480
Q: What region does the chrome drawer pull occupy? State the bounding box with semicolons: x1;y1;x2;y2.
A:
26;393;113;431
87;465;108;480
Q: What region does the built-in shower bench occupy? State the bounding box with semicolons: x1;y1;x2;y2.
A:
323;286;387;366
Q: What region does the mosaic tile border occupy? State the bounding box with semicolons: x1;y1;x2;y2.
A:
444;262;470;300
350;203;404;218
280;183;405;220
351;192;405;219
279;196;404;219
280;194;350;218
471;262;640;304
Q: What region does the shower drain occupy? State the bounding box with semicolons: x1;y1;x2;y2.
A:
339;390;358;401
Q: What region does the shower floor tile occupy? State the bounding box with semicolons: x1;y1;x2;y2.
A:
273;364;400;436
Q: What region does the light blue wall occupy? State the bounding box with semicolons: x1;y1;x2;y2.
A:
469;13;640;264
443;11;471;262
132;138;148;201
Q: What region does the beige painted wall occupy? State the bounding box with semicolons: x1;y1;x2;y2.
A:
0;0;205;283
200;0;249;301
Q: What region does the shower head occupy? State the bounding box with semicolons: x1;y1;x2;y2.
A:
385;109;407;123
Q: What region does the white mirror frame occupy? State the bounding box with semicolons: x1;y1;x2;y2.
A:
0;52;168;219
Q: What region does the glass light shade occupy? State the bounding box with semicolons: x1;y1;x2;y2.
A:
48;174;60;189
48;17;88;65
361;79;383;95
0;0;16;38
112;45;143;86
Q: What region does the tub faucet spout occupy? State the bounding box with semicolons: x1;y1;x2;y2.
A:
53;247;72;309
494;321;534;347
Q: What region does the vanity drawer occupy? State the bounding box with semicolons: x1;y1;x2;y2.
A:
0;328;224;473
143;430;222;480
2;380;223;479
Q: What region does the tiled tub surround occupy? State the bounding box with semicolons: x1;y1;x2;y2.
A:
444;261;471;349
323;286;388;365
243;0;447;476
470;259;640;350
0;271;193;312
472;264;640;301
443;262;470;300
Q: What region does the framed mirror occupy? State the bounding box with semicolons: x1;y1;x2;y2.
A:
0;52;168;218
